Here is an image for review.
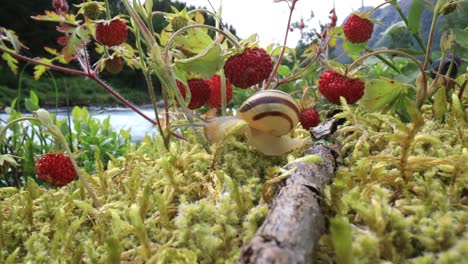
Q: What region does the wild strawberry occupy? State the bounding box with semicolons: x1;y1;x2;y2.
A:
318;69;365;105
300;108;321;130
299;19;305;29
83;1;101;20
105;56;123;74
95;18;128;47
177;79;211;110
53;0;68;12
205;75;233;108
224;47;273;89
343;14;373;43
35;153;77;186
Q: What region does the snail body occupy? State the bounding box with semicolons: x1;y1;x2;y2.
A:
204;90;306;156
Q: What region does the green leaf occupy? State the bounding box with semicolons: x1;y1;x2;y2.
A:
31;10;78;25
359;77;408;112
433;87;447;120
0;154;19;167
1;52;18;74
25;91;40;112
330;216;352;264
174;40;224;78
452;28;468;50
29;90;39;106
342;41;366;60
33;58;51;80
408;0;424;34
277;65;291;77
166;28;213;54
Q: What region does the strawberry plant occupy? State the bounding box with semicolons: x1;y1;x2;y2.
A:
0;0;467;263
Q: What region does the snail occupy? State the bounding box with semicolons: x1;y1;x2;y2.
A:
201;90;307;156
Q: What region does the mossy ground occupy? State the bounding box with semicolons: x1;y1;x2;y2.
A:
0;101;466;263
0;129;309;263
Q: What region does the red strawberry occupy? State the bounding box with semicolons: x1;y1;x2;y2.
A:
35;153;77;186
343;14;373;43
177;79;211;110
299;108;321;130
224;47;273;89
95;18;128;47
53;0;68;12
105;56;123;74
318;69;365;105
205;75;233;108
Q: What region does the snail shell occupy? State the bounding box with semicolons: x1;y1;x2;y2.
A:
204;90;305;156
237;90;300;136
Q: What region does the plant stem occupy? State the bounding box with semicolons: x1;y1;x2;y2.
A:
422;11;439;72
264;0;298;90
0;117;38;144
0;46;185;140
349;49;424;76
364;47;401;73
58;131;101;208
390;1;428;56
348;49;427;108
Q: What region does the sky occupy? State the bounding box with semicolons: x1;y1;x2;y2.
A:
178;0;385;47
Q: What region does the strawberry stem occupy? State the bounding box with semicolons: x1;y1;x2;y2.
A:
264;0;298;90
388;0;428;58
104;0;111;20
348;49;427;109
364;47;401;73
0;46;186;141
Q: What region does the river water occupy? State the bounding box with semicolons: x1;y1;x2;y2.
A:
0;107;159;142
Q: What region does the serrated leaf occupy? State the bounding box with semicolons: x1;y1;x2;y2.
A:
31;10;79;25
1;52;18;74
44;47;58;55
174;40;224;78
33;58;51;80
171;28;213;54
359;78;408;112
62;29;82;63
1;28;26;52
408;0;424;34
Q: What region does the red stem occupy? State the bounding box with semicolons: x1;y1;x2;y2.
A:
0;46;186;140
264;0;298;90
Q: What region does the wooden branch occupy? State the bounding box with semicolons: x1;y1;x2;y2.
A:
236;143;339;264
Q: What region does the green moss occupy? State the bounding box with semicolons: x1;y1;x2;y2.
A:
316;102;468;263
0;129;303;263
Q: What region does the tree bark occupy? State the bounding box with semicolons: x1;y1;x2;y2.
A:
236;143;339;264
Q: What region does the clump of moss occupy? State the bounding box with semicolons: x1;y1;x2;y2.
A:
314;100;467;263
0;129;307;263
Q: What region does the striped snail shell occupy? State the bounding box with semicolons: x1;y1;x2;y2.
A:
237;90;300;136
204;90;306;156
